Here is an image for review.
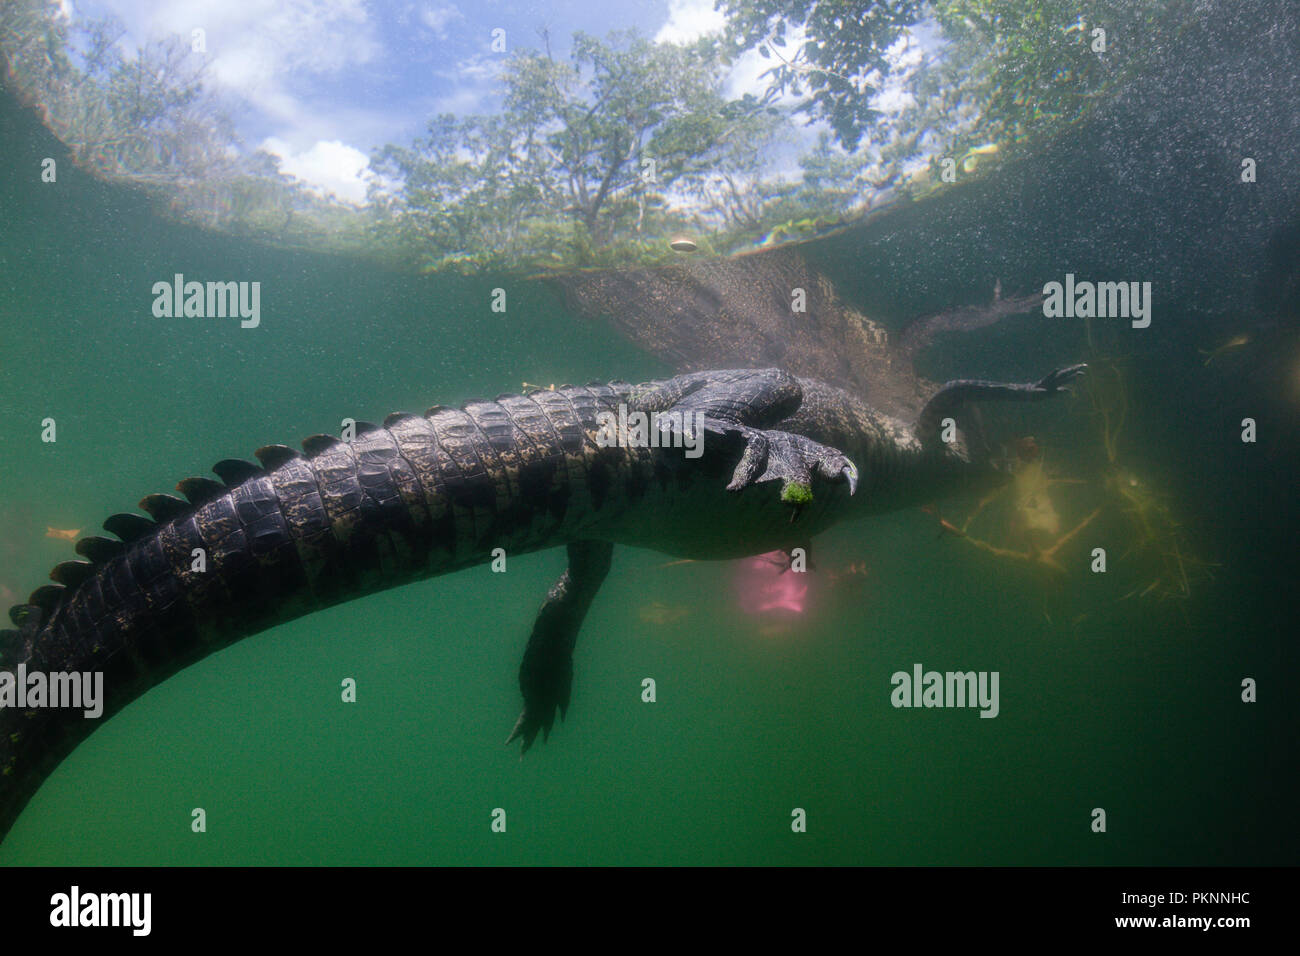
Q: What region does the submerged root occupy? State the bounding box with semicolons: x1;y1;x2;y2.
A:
927;428;1212;605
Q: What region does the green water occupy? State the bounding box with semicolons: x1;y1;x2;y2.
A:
1;53;1297;865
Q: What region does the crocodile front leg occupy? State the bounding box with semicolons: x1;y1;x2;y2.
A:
507;540;614;755
722;424;859;516
636;368;859;517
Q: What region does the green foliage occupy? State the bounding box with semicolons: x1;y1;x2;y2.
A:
0;0;392;257
372;29;817;270
922;0;1159;146
722;0;1178;168
719;0;925;150
781;481;814;505
2;1;235;182
2;0;1190;273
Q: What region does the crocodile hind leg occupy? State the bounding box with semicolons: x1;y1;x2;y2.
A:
915;364;1088;453
507;540;614;755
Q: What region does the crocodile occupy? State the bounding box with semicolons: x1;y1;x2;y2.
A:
0;364;1084;845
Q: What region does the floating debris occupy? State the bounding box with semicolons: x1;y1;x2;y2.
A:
45;527;81;541
668;237;698;254
1200;332;1251;366
960;142;1000;173
638;601;690;625
826;561;870;589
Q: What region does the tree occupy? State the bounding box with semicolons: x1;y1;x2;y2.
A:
719;0;925;151
721;0;1172;160
372;29;777;268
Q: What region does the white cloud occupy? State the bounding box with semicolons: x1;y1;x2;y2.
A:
655;0;726;44
654;0;802;112
260;137;373;204
442;52;502;83
419;3;463;39
88;0;380;124
431;86;489;115
79;0;386;199
426;52;505;115
101;0;378;74
873;28;926;114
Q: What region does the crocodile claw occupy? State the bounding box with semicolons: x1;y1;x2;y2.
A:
834;462;858;495
725;431;770;493
506;658;571;757
1034;363;1088;395
506;692;567;757
506;705;554;757
724;426;858;509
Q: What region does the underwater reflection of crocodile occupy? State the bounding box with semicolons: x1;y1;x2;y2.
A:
735;551;810;616
553;251;1044;424
650;550;871;637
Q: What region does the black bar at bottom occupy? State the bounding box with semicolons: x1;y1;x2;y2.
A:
0;866;1282;941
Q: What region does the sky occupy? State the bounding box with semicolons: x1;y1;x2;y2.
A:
62;0;785;204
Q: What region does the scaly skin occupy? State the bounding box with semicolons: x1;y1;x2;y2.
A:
0;364;1083;843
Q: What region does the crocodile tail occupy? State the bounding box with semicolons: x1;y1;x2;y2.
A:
0;433;444;846
0;385;631;847
0;435;445;847
0;605;60;844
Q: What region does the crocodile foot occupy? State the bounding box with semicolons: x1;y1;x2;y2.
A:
1033;363;1088;394
506;541;612;757
505;625;574;757
724;426;858;516
505;681;568;757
